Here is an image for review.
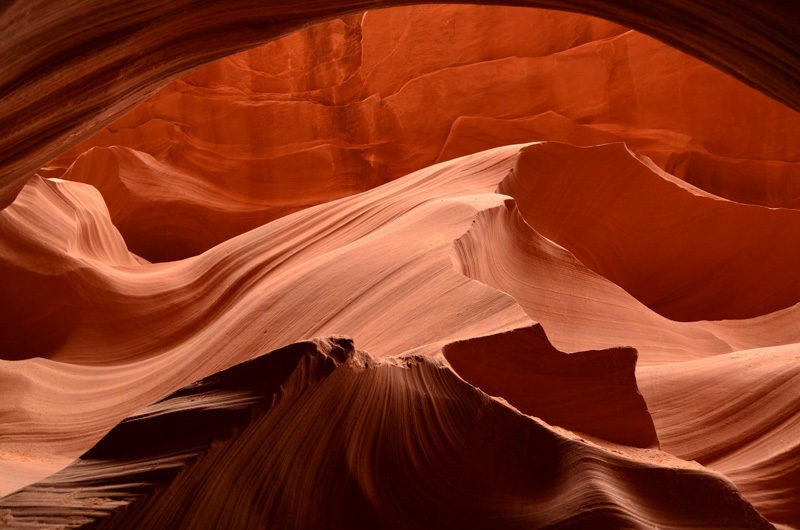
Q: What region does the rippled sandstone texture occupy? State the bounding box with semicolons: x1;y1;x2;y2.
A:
1;2;799;530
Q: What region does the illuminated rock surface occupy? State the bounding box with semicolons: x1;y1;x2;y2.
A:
0;4;798;529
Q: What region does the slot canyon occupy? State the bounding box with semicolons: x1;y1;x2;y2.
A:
0;2;798;529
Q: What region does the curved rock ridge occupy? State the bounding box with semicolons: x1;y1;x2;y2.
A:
0;175;145;359
1;145;529;365
638;345;800;528
452;197;800;364
500;142;800;322
0;337;773;530
1;143;798;527
39;6;800;260
446;178;800;526
0;145;536;495
4;143;796;365
48;146;311;262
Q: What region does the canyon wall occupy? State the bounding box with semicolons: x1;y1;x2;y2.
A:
0;3;798;529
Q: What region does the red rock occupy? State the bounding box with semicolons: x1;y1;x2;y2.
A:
38;6;800;261
1;3;799;529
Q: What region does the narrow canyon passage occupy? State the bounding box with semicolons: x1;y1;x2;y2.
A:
0;3;798;529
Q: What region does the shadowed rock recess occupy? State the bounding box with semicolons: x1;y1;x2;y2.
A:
1;3;799;530
0;338;774;529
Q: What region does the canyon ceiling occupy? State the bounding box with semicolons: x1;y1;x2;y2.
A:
1;0;798;207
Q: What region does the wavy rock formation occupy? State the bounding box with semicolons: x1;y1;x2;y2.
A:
38;6;800;261
500;142;800;321
1;3;799;530
637;343;800;527
2;141;798;527
0;338;773;529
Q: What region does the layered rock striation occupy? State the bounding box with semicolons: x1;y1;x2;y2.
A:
0;3;798;529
